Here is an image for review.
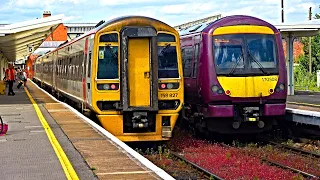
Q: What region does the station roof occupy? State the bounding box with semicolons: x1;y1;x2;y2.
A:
64;23;96;27
176;15;320;38
275;19;320;37
0;14;63;62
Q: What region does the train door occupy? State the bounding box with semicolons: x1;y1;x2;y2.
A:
121;27;158;111
182;45;194;102
128;38;151;106
85;36;93;106
191;42;200;102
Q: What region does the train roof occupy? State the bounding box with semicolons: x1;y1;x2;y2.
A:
178;15;278;37
38;16;174;58
178;21;215;36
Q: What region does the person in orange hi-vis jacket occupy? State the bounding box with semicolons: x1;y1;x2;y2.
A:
5;63;15;96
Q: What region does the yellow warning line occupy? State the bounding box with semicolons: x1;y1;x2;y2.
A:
287;101;320;107
25;87;79;180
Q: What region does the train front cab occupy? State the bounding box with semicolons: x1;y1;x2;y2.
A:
206;25;287;132
91;19;183;142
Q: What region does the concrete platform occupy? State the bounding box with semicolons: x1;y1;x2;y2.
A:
0;81;168;180
0;82;95;179
287;91;320;111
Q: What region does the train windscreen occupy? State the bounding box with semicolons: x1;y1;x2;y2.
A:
97;45;119;79
213;34;278;76
158;45;179;78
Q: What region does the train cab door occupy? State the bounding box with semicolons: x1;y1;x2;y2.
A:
85;36;94;106
192;42;200;103
182;45;194;101
121;27;158;111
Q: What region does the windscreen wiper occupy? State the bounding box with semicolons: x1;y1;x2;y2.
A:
105;45;118;59
160;44;171;56
247;48;269;75
227;51;244;76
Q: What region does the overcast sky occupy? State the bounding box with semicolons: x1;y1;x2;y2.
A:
0;0;319;26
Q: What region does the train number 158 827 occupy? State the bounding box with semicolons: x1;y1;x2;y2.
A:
160;93;178;98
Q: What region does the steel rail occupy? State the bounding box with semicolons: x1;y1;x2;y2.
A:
170;151;224;180
221;143;319;179
267;140;320;159
261;158;319;179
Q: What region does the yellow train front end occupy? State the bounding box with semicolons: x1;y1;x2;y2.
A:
91;17;184;142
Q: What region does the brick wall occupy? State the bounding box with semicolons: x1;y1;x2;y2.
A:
44;24;68;41
282;40;304;63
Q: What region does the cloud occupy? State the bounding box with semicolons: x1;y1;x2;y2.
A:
160;2;215;15
1;0;319;26
9;0;83;8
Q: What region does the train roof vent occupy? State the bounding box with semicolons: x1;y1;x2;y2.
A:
95;20;105;28
189;24;202;32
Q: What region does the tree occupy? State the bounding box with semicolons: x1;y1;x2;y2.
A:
299;6;320;73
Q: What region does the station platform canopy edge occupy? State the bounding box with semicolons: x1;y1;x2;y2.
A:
0;14;64;62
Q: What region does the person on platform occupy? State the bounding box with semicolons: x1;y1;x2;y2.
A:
22;69;27;87
5;64;15;96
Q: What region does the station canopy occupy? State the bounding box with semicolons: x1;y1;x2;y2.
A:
0;14;63;62
275;19;320;37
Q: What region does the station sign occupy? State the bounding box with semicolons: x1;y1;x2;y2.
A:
27;45;34;53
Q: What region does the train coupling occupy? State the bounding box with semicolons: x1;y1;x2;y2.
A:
244;114;265;129
132;112;148;128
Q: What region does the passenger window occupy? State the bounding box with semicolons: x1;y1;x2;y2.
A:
88;51;91;78
193;44;200;78
182;46;193;77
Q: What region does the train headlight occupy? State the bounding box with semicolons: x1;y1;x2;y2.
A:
97;83;119;90
211;85;219;92
217;89;224;94
159;83;179;90
167;83;174;89
279;84;285;90
103;84;110;90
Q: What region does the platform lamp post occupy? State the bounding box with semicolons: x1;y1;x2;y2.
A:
309;7;312;74
281;0;284;23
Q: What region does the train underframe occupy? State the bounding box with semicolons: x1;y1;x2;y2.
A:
33;78;179;142
97;113;179;142
182;103;286;134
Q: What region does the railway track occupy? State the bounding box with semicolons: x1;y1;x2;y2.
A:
261;158;319;179
267;140;320;159
222;143;320;179
170;152;224;180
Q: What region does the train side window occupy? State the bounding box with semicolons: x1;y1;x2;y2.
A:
88;51;91;78
83;52;87;76
72;56;75;77
64;58;67;79
181;46;193;77
193;43;200;78
78;53;81;80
